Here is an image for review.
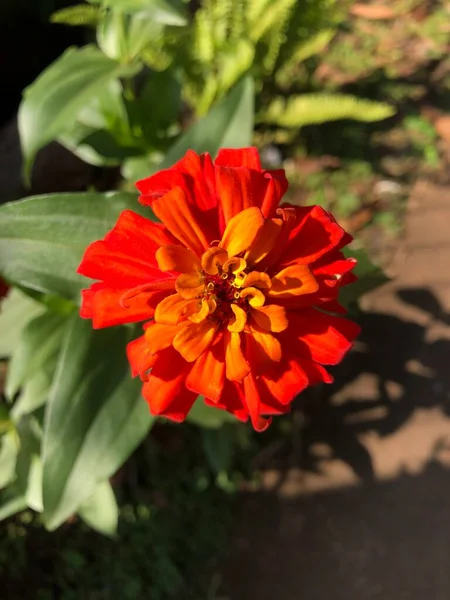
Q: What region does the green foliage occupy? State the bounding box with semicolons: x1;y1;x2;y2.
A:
0;191;145;301
18;45;139;181
260;94;395;128
50;4;101;26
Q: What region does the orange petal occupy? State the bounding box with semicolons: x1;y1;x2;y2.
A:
201;247;228;275
245;217;283;266
243;271;271;289
154;293;198;325
240;287;265;307
224;329;250;382
268;264;319;298
126;334;158;378
250;305;288;332
189;297;217;323
156;245;201;273
246;323;282;375
151;187;215;257
175;272;205;299
223;257;247;275
228;304;248;333
186;333;225;403
220;206;264;258
173;320;217;362
144;322;179;354
241;373;272;432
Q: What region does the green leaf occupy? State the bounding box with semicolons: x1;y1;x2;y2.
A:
78;480;118;536
139;70;181;143
259;94;395;128
187;397;238;429
339;247;389;308
201;425;235;475
102;0;187;26
6;311;68;401
11;361;58;421
15;415;43;512
160;76;254;168
0;491;27;521
0;289;45;359
60;125;143;167
50;4;100;27
42;315;154;530
0;191;149;302
0;431;19;489
18;45;138;180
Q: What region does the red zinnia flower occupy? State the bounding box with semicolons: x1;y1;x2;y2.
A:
78;148;360;431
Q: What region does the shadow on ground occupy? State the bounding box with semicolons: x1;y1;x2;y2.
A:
222;286;450;600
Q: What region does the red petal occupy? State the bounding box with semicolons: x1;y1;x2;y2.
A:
137;151;220;238
238;373;272;432
261;359;309;405
80;283;170;329
279;205;349;266
150;187;216;257
215;147;262;170
141;347;196;420
77;210;176;286
204;380;249;423
126;333;158;378
286;308;360;365
259;171;288;218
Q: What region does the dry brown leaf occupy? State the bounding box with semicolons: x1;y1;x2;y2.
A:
350;3;396;20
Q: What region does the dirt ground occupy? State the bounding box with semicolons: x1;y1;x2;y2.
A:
222;179;450;600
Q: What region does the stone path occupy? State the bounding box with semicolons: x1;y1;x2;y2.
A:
222;180;450;600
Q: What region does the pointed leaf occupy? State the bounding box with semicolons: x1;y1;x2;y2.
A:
6;311;68;400
0;290;45;359
18;45;138;180
0;191;151;301
160;76;254;167
78;480;118;536
42;315;153;530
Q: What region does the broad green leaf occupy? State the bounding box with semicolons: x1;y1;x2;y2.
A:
102;0;187;26
78;480;118;536
122;152;165;181
160;76;254;168
0;289;45;359
0;491;27;521
187;397;237;429
139;70;181;143
60;125;143;167
259;94;395;128
42;315;154;530
18;45;138;180
15;415;43;512
0;431;19;489
201;425;235;475
11;360;58;421
339;247;389;308
0;191;150;302
97;10;128;60
6;311;68;401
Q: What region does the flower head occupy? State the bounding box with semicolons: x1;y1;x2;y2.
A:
78;148;360;431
